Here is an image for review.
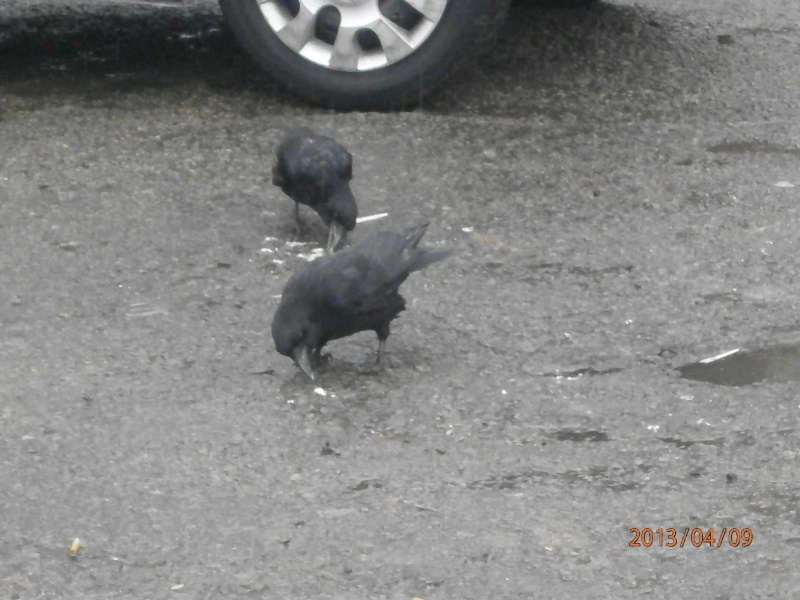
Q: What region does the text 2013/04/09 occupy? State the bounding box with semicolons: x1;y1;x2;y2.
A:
629;527;753;548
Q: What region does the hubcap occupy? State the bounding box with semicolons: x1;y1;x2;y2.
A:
258;0;448;71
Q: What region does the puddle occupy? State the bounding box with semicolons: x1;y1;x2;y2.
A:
659;437;724;450
545;367;624;379
706;140;800;157
678;344;800;386
468;465;643;492
550;429;610;443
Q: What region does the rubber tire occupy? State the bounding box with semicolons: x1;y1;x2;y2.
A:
219;0;511;110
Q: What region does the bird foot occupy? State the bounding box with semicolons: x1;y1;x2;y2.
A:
376;339;387;365
311;351;332;367
360;362;385;376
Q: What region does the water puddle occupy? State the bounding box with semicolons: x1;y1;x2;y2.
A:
468;465;643;492
549;429;610;443
659;437;724;450
544;366;623;380
678;344;800;386
706;140;800;157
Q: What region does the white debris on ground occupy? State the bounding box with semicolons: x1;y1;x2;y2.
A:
314;387;327;397
298;248;326;262
461;226;474;233
774;181;795;188
259;235;326;266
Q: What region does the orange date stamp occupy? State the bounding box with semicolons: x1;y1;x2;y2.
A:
629;527;753;548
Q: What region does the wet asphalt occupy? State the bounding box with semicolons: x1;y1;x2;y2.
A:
2;0;800;597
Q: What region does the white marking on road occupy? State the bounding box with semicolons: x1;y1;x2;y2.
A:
699;348;740;363
356;212;389;223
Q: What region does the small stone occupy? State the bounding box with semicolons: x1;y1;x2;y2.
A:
321;442;339;456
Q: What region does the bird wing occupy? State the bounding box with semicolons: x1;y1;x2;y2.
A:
278;134;352;193
303;248;404;320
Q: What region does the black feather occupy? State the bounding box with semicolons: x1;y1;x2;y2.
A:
271;222;452;378
272;128;358;245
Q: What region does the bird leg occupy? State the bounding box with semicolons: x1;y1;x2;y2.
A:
376;339;387;364
376;325;390;364
294;202;302;235
312;346;332;365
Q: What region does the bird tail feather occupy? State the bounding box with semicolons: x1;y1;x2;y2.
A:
402;222;430;249
411;247;454;272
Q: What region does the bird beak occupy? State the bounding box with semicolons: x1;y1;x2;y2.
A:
292;345;315;380
327;221;346;253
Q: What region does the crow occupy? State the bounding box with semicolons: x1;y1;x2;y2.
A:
272;127;358;253
271;222;451;380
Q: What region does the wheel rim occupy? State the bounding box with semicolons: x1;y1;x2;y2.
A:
257;0;448;71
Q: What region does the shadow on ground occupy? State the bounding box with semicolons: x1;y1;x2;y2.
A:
0;3;281;97
0;0;716;117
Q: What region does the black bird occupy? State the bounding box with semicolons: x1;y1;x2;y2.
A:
271;222;451;380
272;128;358;253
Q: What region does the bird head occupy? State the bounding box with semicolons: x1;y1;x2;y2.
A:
325;184;358;252
271;303;316;380
271;159;286;189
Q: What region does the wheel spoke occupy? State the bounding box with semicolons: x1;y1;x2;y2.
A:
261;0;450;71
271;3;316;52
400;0;447;22
329;27;361;70
371;18;414;63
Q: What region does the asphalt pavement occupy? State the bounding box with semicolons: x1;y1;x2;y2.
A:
2;0;800;597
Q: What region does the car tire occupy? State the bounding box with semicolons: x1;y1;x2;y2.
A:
219;0;511;110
